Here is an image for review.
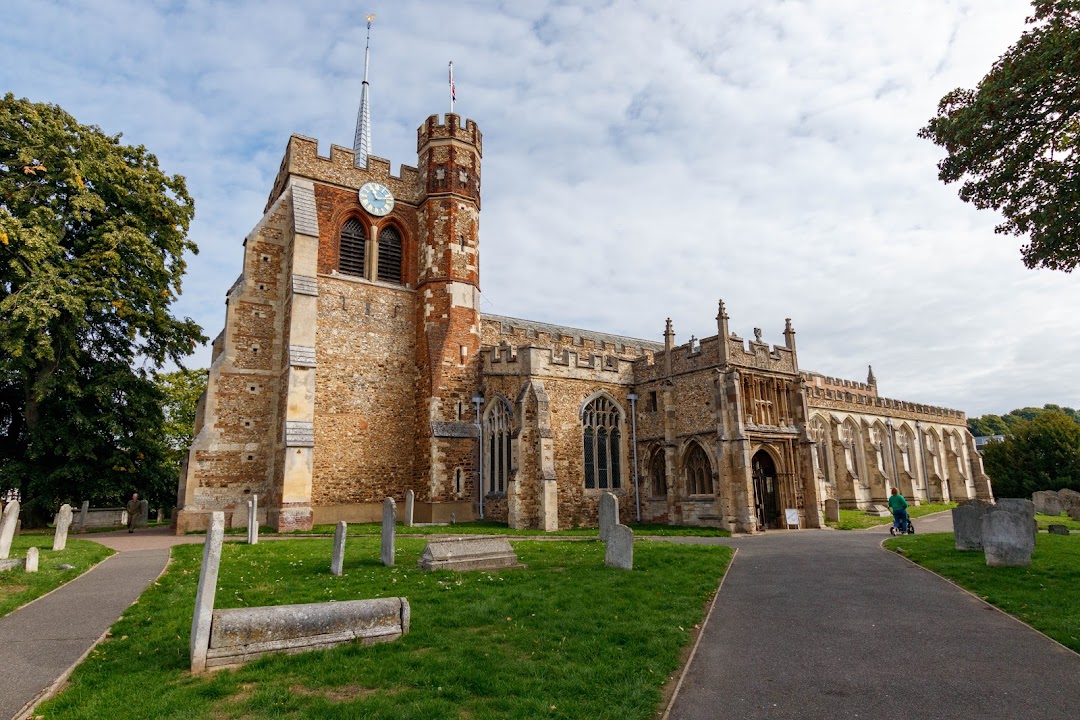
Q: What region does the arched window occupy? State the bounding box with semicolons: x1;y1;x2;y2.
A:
685;443;713;495
377;226;403;284
582;395;622;489
339;218;366;277
841;421;859;478
484;399;512;494
810;417;829;477
870;425;886;474
926;432;941;477
897;428;912;474
649;449;666;497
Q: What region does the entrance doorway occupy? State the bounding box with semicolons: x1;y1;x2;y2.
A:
752;450;782;529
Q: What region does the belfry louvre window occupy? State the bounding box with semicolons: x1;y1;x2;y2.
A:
377;227;403;284
485;400;512;494
686;443;713;495
339;218;366;277
582;395;622;490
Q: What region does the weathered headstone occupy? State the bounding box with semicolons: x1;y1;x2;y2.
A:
982;499;1036;567
1068;504;1080;522
605;523;633;570
331;521;347;576
136;499;150;529
1032;490;1063;516
417;536;524;571
25;546;39;573
157;508;165;523
1047;524;1070;536
1058;488;1080;511
381;498;396;567
190;512;225;674
247;495;259;545
0;558;22;572
824;498;840;523
952;501;989;551
404;489;415;528
0;500;20;560
78;500;90;532
53;503;73;551
599;492;618;542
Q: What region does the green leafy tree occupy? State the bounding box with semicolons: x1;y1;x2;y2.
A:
156;368;207;470
0;94;205;522
982;410;1080;497
968;414;1009;436
918;0;1080;271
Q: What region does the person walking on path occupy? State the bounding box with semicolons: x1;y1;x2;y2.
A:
126;492;140;533
889;486;910;534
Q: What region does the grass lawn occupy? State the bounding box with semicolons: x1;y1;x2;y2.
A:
885;533;1080;652
224;520;731;539
38;537;732;719
0;535;114;616
1035;513;1080;532
826;502;956;530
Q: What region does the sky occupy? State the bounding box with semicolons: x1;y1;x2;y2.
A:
4;0;1076;418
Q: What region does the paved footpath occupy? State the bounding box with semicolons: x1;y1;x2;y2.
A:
666;513;1080;720
0;529;203;720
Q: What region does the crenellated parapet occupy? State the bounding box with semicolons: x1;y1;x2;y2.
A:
266;134;423;212
416;114;483;156
482;343;638;384
802;371;878;398
805;385;965;422
726;333;797;374
480;314;659;360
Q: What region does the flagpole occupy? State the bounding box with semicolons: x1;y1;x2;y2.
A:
449;61;455;114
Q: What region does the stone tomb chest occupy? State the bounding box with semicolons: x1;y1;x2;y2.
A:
417;536;525;572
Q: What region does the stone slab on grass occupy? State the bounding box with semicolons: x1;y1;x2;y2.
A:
982;499;1036;567
418;536;525;572
1032;490;1062;516
953;501;990;551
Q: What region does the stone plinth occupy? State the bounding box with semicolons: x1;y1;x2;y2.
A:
247;495;259;545
417;536;525;572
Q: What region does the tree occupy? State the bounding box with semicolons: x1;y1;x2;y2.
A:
0;94;205;522
156;368;207;470
982;410;1080;497
968;413;1009;436
918;0;1080;271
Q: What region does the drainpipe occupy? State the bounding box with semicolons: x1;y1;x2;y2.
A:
628;390;640;522
915;420;929;501
472;391;484;519
885;418;900;495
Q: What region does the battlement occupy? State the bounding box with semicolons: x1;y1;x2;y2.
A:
805;385;965;422
726;333;797;374
417;114;482;155
482;343;637;383
802;371;878;397
480;314;659;359
265;134;422;212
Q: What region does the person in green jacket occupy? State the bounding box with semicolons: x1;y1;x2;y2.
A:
888;487;910;533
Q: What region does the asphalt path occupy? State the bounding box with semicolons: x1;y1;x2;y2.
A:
666;513;1080;720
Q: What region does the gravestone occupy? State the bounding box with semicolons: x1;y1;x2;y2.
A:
599;492;618;542
1058;488;1080;511
53;503;74;551
1068;505;1080;522
136;499;150;529
331;521;347;576
0;499;20;560
1032;490;1063;516
605;523;633;570
78;500;90;532
247;495;259;545
381;498;396;567
25;546;39;573
952;501;989;551
190;512;225;674
417;536;524;571
1047;524;1070;536
864;504;891;517
824;498;840;523
982;499;1036;567
157;508;165;523
0;558;22;572
404;489;415;528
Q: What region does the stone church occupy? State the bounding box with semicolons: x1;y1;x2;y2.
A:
175;40;992;534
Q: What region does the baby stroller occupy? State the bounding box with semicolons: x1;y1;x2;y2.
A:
889;515;915;536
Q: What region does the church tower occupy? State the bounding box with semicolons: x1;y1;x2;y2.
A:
414;114;483;508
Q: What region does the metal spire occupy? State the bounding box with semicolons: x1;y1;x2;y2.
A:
353;14;375;169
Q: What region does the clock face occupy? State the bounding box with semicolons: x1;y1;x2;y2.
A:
358;182;395;216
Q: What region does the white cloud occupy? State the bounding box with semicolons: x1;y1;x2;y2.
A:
4;0;1073;417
